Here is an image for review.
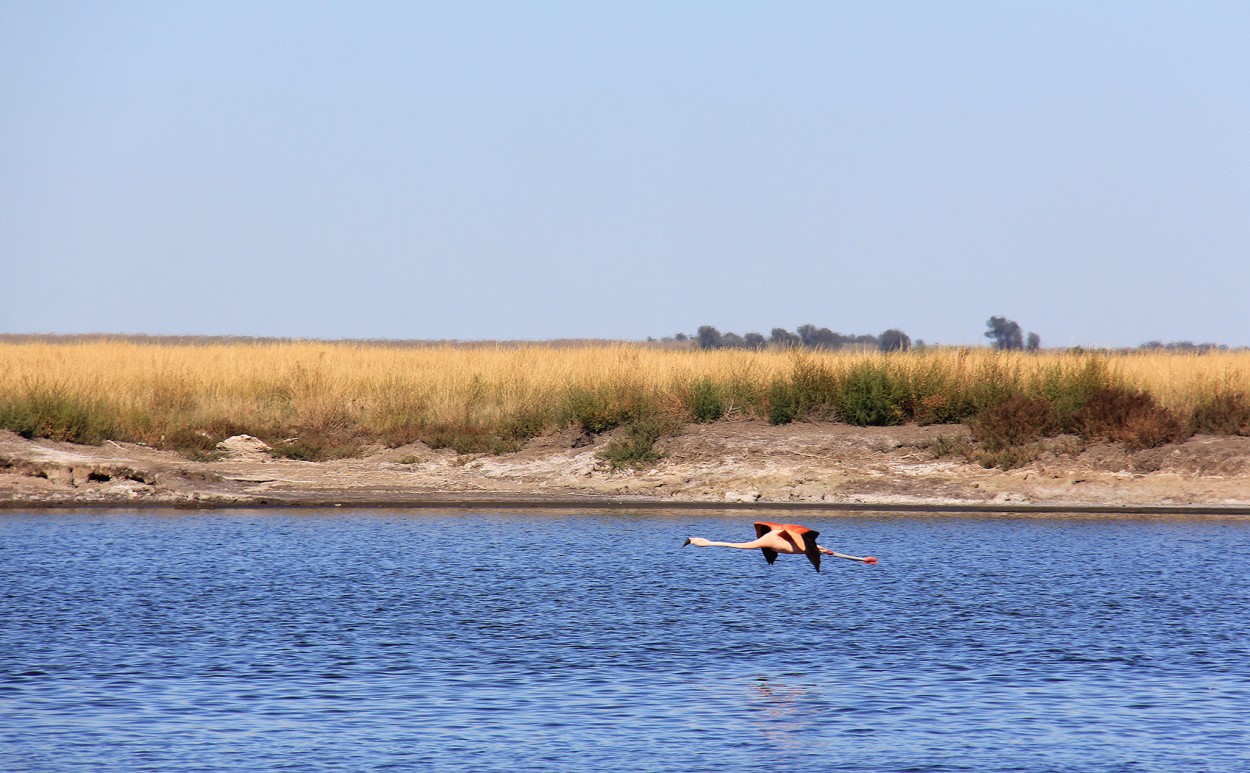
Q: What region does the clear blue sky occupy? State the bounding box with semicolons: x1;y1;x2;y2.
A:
2;1;1247;347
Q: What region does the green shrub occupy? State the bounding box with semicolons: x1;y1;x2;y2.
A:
410;403;553;457
163;428;224;461
365;394;426;448
598;414;679;468
838;363;906;426
911;393;974;425
563;384;640;434
1035;357;1116;426
790;352;840;417
906;361;975;425
270;438;324;461
966;358;1023;413
0;384;116;444
271;432;365;461
767;378;799;425
415;422;525;455
686;377;726;423
158;418;251;460
500;405;553;442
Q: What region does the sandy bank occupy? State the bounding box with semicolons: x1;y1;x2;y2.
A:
2;423;1249;513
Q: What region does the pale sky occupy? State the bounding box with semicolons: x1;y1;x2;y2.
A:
2;1;1247;347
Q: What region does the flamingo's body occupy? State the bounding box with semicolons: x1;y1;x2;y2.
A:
683;521;877;572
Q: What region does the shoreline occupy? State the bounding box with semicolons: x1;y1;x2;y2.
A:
4;422;1249;515
5;496;1250;516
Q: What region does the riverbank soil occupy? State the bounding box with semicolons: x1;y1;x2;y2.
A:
2;422;1249;509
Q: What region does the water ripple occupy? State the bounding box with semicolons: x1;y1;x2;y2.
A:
2;510;1248;772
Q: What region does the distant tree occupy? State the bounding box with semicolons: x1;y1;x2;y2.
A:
985;316;1024;350
720;332;745;349
1161;340;1225;353
674;332;688;342
878;329;912;353
804;326;843;349
696;325;722;350
743;332;766;349
1136;340;1227;353
769;328;801;348
1026;332;1041;352
817;328;842;348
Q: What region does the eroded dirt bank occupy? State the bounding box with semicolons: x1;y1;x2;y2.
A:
2;422;1249;511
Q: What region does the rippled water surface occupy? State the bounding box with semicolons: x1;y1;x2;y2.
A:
2;509;1248;772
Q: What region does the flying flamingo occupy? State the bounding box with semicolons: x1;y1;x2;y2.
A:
683;521;877;573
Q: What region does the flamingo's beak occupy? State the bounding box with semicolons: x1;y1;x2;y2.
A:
682;538;692;547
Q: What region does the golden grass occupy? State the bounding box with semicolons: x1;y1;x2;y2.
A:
1;340;1248;456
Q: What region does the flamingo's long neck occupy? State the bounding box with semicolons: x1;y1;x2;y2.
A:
702;540;762;550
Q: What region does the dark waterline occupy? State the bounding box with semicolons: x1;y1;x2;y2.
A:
2;509;1248;772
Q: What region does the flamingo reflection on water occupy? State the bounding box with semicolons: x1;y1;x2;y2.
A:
683;521;878;573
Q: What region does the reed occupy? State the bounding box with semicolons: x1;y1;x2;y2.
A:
1;340;1247;459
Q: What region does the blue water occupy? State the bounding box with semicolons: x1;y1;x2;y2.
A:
1;510;1248;772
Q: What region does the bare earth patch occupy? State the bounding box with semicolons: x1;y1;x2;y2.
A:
2;421;1249;510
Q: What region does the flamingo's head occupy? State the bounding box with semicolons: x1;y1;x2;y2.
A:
683;537;711;547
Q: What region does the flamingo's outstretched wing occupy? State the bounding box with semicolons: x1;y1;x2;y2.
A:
753;521;781;565
800;528;822;573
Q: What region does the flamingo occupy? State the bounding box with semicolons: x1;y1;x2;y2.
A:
683;521;877;573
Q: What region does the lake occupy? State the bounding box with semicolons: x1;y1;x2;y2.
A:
2;509;1248;772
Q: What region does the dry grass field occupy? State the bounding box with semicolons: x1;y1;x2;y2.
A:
2;339;1248;464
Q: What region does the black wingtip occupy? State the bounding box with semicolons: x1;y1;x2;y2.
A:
804;529;822;573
